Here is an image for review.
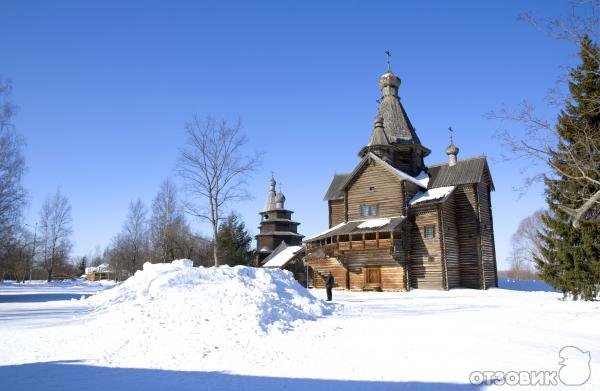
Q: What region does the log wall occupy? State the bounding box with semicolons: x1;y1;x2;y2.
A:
341;247;399;270
348;269;364;290
328;199;345;228
408;208;444;290
440;193;460;289
381;266;406;291
347;162;404;221
477;183;498;288
454;184;482;289
307;258;347;289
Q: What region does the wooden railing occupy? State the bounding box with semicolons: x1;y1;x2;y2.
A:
307;236;397;254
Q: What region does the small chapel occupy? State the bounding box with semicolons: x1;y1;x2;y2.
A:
304;61;498;291
255;176;304;262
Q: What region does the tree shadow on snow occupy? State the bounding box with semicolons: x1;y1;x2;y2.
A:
0;361;484;391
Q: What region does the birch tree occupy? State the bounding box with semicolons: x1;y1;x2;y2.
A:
39;189;73;281
178;116;260;266
0;78;27;255
122;198;148;273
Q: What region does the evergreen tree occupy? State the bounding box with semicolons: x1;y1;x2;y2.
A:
79;256;87;276
536;35;600;300
216;213;253;266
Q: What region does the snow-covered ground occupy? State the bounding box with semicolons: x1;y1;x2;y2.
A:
0;263;598;391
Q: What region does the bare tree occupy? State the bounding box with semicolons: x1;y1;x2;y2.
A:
506;209;547;279
507;236;530;280
122;198;148;274
150;179;188;263
178;116;261;266
39;189;73;281
0;78;27;254
514;209;547;265
488;1;600;228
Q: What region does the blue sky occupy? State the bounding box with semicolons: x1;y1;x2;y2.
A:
2;1;579;269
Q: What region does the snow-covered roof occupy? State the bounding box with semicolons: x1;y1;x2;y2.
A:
357;218;391;229
262;245;304;268
368;153;427;188
306;216;406;242
85;263;112;275
306;222;345;241
414;171;430;187
409;186;455;206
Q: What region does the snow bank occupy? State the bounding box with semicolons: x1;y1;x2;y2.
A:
83;260;331;369
88;260;328;331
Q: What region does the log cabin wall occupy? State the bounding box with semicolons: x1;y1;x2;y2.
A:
440;193;460;289
454;184;483;289
328;199;345;228
342;248;399;269
477;182;498;288
347;162;404;221
348;269;364;291
308;258;347;289
380;266;406;291
408;208;444;289
403;181;421;216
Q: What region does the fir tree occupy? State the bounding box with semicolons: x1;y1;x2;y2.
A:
79;256;87;276
216;213;253;266
536;35;600;300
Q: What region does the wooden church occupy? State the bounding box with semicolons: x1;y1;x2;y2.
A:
255;176;304;264
304;63;498;291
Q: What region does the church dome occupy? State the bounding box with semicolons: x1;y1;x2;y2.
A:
378;70;401;91
275;192;286;203
446;142;459;155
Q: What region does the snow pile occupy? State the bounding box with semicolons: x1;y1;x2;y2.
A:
83;260;331;369
357;218;391;229
88;259;328;331
409;185;455;205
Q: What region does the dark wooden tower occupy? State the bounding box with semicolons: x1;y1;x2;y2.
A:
255;176;304;264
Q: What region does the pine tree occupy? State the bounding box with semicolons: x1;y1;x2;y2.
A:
216;213;253;266
536;35;600;300
79;257;87;276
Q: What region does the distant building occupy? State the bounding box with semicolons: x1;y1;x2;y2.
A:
255;175;304;264
304;65;498;291
85;263;114;281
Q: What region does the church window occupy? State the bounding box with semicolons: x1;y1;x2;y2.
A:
360;204;379;217
424;224;435;239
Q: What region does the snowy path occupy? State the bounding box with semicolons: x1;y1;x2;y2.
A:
0;281;599;390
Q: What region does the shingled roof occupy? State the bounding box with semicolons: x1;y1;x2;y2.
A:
378;96;421;145
323;173;350;201
427;156;495;191
376;70;422;145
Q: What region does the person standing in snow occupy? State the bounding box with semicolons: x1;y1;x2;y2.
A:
326;272;334;301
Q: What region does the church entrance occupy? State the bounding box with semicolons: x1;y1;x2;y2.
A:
364;267;381;291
